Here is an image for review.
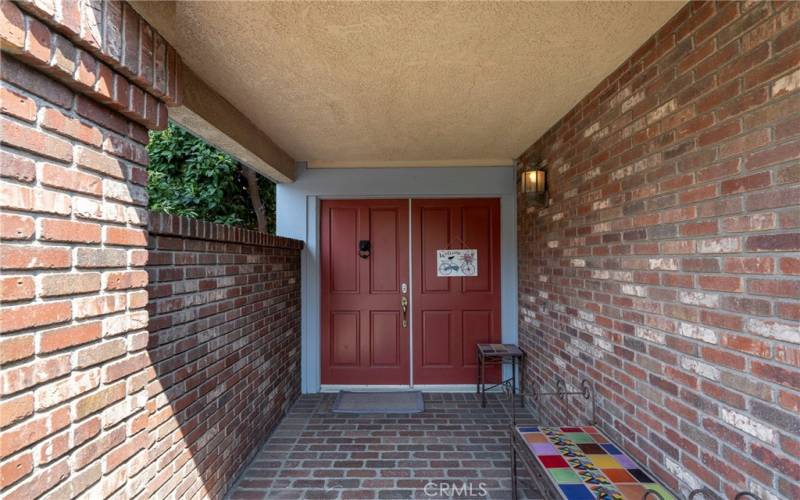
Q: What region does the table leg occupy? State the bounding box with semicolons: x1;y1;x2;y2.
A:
476;348;481;394
511;357;517;406
481;355;487;408
520;352;525;408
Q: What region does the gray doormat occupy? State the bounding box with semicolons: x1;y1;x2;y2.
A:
332;391;424;414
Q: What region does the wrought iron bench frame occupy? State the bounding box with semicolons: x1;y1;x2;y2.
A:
510;377;620;500
508;377;761;500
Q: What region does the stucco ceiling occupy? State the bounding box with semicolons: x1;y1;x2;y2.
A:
134;1;685;167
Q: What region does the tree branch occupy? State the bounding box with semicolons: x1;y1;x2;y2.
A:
242;166;267;233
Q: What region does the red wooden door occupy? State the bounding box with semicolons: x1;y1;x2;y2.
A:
321;200;410;385
411;198;501;384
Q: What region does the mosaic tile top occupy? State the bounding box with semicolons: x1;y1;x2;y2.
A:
515;426;675;500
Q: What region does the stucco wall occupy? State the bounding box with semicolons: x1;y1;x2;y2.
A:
276;163;517;393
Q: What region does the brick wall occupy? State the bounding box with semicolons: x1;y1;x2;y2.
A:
1;2;302;499
144;213;302;499
0;2;168;497
517;2;799;499
1;43;155;500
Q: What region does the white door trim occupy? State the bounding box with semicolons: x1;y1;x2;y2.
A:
294;183;517;394
407;198;414;387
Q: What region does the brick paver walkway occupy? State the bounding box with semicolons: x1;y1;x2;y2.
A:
227;393;541;500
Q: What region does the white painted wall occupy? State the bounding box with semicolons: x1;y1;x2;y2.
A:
277;162;518;393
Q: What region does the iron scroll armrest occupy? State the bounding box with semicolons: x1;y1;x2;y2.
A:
733;493;762;500
507;377;596;426
529;377;596;426
687;487;762;500
688;488;722;500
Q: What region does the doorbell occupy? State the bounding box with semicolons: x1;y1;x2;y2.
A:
359;240;371;259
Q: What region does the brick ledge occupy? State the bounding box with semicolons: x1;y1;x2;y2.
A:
147;212;303;250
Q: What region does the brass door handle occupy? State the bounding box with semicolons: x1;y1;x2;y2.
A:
401;296;408;328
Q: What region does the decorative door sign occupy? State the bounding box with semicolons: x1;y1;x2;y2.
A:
436;249;478;277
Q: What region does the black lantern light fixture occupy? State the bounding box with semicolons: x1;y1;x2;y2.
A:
522;168;546;194
520;162;548;207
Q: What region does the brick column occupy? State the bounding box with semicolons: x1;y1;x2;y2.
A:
0;1;177;497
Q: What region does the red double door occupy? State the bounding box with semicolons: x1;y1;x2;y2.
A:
321;198;501;385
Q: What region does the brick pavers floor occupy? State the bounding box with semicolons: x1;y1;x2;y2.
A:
227;393;542;500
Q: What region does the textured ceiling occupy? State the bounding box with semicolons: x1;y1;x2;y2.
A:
136;1;685;167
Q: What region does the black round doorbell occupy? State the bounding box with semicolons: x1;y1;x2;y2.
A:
359;240;371;259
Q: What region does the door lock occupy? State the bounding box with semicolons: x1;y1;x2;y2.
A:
401;296;408;328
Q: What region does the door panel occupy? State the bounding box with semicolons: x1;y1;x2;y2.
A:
330;208;359;292
420;208;451;293
321;200;410;385
371;311;400;366
422;310;452;366
331;312;359;366
370;209;400;293
462;310;492;367
412;198;501;384
462;206;492;292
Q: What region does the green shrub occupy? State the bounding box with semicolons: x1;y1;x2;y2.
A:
146;123;275;233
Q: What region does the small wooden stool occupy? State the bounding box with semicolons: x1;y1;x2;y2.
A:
476;343;525;408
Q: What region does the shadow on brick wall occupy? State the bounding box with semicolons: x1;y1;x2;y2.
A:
144;213;303;498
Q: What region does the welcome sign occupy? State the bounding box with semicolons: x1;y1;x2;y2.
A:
436;249;478;277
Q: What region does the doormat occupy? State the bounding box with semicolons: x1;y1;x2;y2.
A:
332;391;424;414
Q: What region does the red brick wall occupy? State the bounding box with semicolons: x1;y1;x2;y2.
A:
517;2;799;499
144;213;302;499
1;2;302;499
1;52;154;499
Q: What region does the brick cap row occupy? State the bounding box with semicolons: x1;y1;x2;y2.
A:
148;212;304;250
2;1;175;131
14;0;181;106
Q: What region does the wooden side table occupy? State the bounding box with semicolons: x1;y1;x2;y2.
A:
476;343;525;408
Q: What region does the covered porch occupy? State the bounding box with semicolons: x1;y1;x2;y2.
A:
130;1;693;394
0;1;798;500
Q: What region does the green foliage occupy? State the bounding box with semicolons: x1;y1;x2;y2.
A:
146;123;275;233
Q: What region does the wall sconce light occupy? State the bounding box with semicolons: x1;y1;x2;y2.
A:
521;168;546;194
520;164;548;207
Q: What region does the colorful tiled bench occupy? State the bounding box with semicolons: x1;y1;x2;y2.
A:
510;378;766;499
509;378;677;500
512;425;675;499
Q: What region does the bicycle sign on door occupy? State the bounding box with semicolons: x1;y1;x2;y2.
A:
436;249;478;277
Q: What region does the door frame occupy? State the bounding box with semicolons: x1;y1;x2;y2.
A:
318;196;504;390
278;164;519;394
